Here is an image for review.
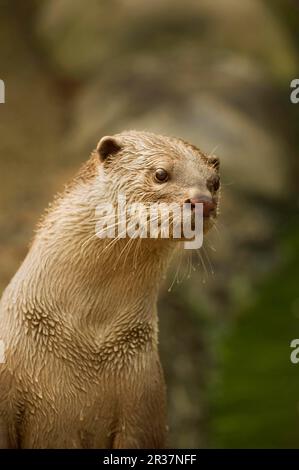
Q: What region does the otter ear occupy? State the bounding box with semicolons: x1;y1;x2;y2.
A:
207;155;220;170
97;136;122;162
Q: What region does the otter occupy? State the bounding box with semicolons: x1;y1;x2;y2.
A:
0;131;220;449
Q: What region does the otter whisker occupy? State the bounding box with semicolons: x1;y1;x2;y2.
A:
208;143;220;156
211;222;222;241
186;251;194;280
112;236;136;271
168;250;183;292
196;249;209;281
202;245;214;276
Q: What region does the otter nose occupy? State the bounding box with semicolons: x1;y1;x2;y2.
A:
186;195;216;217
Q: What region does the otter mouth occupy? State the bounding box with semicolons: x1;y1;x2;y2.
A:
187;199;217;233
190;212;216;236
189;204;216;217
189;203;216;218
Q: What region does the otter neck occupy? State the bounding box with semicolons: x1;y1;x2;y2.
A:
11;186;176;342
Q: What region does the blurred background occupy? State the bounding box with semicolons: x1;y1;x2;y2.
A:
0;0;299;448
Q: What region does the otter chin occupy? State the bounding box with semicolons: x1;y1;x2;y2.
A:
0;130;220;449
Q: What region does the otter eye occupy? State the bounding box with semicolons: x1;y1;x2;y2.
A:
155;168;168;183
207;175;220;192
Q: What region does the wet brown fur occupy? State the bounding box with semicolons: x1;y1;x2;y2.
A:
0;130;220;449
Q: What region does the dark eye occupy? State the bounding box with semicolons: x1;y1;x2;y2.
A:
155;168;169;183
207;174;220;192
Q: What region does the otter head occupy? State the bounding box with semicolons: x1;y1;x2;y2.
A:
95;131;220;244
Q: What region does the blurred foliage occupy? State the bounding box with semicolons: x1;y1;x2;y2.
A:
211;224;299;448
209;0;299;448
